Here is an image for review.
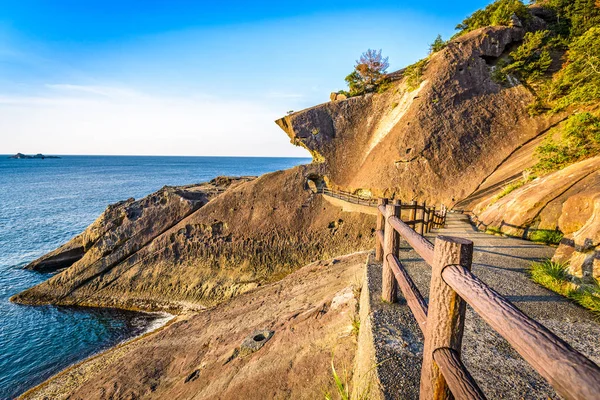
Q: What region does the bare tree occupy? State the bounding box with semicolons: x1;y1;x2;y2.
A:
356;49;389;86
345;49;390;96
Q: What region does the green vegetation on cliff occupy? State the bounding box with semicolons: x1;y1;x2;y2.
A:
343;49;391;97
487;1;600;113
533;112;600;173
455;0;529;36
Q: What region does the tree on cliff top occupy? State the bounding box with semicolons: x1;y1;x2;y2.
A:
344;49;390;96
429;35;446;53
454;0;529;37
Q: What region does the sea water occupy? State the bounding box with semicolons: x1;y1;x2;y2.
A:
0;155;309;399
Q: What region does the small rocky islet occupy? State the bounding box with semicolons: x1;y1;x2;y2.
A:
9;153;60;159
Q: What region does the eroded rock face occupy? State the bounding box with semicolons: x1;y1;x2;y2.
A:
553;186;600;280
23;179;252;274
12;167;375;311
19;253;365;400
466;156;600;279
276;26;561;204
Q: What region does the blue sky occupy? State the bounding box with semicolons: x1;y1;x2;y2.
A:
0;0;492;156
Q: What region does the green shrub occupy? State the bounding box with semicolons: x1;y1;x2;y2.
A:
429;34;446;54
529;229;564;245
351;317;360;337
488;175;535;206
532;112;600;173
486;226;502;235
530;260;600;315
503;31;553;80
542;0;600;39
343;49;390;97
376;79;394;94
404;59;428;91
497;178;526;198
550;27;600;111
454;0;529;37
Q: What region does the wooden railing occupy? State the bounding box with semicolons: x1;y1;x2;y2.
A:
375;199;600;400
318;189;447;235
317;187;379;206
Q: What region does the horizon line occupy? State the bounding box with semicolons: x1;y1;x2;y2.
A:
3;153;313;159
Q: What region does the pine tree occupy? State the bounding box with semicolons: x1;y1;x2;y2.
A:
429;35;446;53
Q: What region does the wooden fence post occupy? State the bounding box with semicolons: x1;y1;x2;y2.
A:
376;198;389;262
382;202;401;302
442;205;447;226
424;205;430;234
420;236;474;400
430;206;436;231
419;201;426;236
410;200;417;230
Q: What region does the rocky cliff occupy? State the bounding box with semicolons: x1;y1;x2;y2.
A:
276;25;562;204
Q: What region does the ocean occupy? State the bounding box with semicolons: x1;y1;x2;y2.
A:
0;155;309;399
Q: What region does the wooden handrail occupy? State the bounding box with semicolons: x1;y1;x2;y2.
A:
374;197;599;400
387;253;428;331
433;348;487;400
388;216;434;266
382;203;401;302
442;265;600;400
318;188;446;225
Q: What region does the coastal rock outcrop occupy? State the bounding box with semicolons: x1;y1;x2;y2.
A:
13;166;375;311
9;153;60;159
23;179;252;273
19;253;365;400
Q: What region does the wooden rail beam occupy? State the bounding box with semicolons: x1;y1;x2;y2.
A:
387;253;428;332
388;216;435;266
420;235;473;400
382;202;401;302
442;265;600;400
433;348;487;400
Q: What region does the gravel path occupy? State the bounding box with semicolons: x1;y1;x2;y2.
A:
369;213;600;399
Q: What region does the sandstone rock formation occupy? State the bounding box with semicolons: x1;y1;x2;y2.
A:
463;153;600;280
13;167;375;311
23;181;232;273
330;92;348;101
276;25;562;204
19;253;365;400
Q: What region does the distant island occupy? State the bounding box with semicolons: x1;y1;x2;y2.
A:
9;153;61;159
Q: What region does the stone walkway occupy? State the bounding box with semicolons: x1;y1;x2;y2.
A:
366;213;600;399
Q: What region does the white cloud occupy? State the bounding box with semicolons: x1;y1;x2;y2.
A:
0;84;310;157
45;84;140;98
